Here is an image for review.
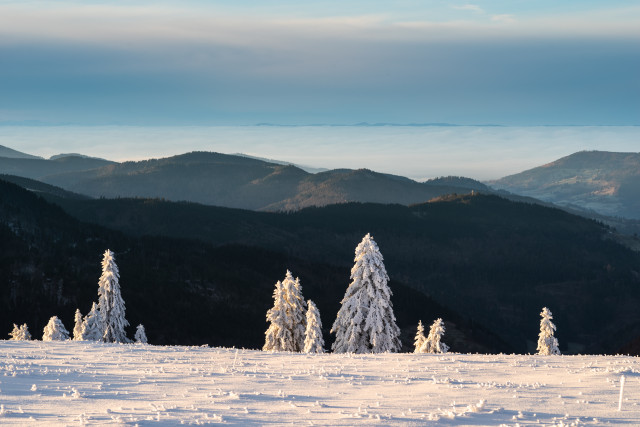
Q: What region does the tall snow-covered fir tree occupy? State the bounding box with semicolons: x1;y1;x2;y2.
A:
420;318;449;353
81;302;103;341
72;309;84;341
263;281;294;351
304;299;324;353
97;249;130;343
42;316;69;341
331;233;401;353
282;271;307;352
135;324;148;344
414;320;426;353
9;323;31;340
264;271;308;352
537;307;560;355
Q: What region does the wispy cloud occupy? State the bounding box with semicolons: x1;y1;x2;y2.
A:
0;1;638;126
0;2;639;48
491;14;516;24
452;4;484;14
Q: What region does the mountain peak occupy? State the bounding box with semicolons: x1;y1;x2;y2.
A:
0;144;42;159
491;150;640;219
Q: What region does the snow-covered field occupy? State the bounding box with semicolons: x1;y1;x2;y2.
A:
1;341;639;426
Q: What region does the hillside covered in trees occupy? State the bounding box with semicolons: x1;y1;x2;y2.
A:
4;177;640;354
0;179;502;353
0;150;488;211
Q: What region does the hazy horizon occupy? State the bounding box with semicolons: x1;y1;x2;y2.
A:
1;125;638;181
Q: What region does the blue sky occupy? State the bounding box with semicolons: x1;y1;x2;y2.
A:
0;0;639;125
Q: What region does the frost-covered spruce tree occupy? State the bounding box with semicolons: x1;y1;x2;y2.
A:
72;309;84;341
97;249;129;343
282;271;307;352
304;300;324;353
81;302;103;341
42;316;70;341
331;233;401;353
134;324;148;344
264;281;294;351
9;323;31;340
420;318;449;354
537;307;560;355
414;320;426;353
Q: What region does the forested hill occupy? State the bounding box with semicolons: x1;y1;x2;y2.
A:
0;150;488;211
490;150;640;219
0;179;504;353
37;187;640;354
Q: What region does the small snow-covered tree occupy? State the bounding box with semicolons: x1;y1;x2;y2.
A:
264;281;293;351
414;320;426;353
134;324;148;344
97;249;130;343
282;271;307;352
537;307;560;355
42;316;69;341
304;299;324;353
72;309;84;341
9;323;31;340
331;233;401;353
420;318;449;354
81;302;103;341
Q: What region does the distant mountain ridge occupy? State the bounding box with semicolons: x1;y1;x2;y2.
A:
0;144;42;159
490;151;640;219
0;155;116;180
0;147;489;211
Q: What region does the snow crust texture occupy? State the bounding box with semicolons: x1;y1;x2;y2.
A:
1;341;640;426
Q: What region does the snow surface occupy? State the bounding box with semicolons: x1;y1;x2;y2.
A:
1;341;640;426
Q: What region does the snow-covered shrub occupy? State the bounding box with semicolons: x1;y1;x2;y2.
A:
42;316;69;341
98;249;130;343
537;307;560;355
135;324;148;344
72;309;84;341
81;302;103;341
9;323;32;340
414;320;426;353
420;318;449;353
304;300;324;353
331;233;401;353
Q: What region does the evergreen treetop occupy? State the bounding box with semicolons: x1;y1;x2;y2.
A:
537;307;560;355
73;309;84;341
304;299;324;354
9;323;32;341
414;320;426;353
42;316;69;341
98;249;129;343
420;318;449;354
331;233;401;353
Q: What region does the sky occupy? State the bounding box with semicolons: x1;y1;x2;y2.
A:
0;0;639;126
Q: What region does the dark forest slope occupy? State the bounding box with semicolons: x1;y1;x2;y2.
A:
42;189;640;354
0;179;500;352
